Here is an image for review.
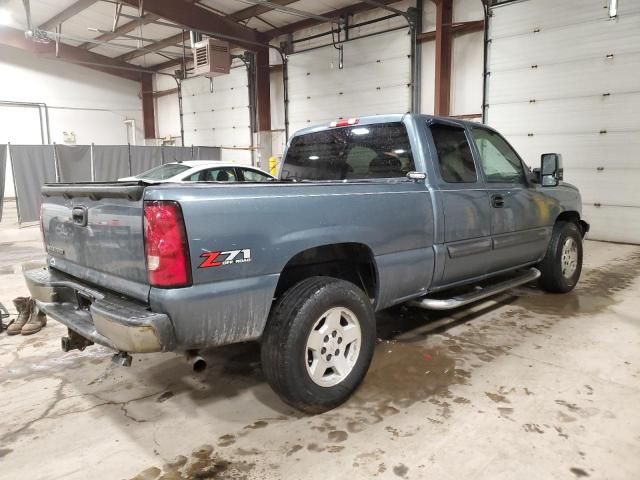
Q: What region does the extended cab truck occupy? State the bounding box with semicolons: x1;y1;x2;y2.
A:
24;114;589;413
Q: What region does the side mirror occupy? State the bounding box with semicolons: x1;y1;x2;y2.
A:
540;153;563;187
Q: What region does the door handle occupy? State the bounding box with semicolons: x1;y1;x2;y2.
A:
491;194;505;208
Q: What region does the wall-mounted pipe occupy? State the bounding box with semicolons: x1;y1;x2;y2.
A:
481;0;490;123
240;52;257;167
282;53;290;141
174;78;185;146
411;2;423;113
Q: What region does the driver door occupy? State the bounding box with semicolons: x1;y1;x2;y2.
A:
470;126;551;273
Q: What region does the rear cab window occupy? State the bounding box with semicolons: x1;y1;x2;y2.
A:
281;122;415;181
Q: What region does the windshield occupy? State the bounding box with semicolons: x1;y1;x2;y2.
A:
281;122;415;181
136;163;191;181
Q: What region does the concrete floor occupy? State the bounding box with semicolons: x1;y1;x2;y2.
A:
1;198;640;480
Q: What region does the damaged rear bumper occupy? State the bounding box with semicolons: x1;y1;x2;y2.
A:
23;267;175;353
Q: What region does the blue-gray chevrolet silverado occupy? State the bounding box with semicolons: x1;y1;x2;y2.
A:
24;114;589;413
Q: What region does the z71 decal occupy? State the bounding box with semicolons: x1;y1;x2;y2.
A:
199;249;252;268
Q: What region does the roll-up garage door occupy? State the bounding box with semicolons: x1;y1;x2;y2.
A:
181;59;252;164
486;0;640;244
287;29;412;135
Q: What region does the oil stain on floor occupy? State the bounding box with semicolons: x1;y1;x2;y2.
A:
130;444;255;480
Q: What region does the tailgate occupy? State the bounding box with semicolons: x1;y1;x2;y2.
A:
41;183;150;302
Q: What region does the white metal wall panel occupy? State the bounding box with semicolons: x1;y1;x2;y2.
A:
490;13;640;71
181;61;251;164
489;93;640;135
506;133;640;171
487;0;640;244
287;29;412;135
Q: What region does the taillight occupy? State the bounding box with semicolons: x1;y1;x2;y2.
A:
330;118;359;128
143;201;191;288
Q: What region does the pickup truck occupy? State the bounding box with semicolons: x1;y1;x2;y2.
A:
24;114;589;413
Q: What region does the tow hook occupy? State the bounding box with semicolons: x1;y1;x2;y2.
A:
61;329;94;352
112;351;133;367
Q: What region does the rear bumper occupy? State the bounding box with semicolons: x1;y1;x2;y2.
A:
23;267;175;353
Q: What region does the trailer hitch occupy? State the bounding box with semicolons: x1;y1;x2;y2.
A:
61;329;94;352
112;351;132;367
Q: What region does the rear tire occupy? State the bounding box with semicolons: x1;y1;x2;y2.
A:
538;221;583;293
261;276;376;414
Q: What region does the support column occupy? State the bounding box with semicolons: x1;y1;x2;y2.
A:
255;47;272;133
434;0;453;116
141;73;156;140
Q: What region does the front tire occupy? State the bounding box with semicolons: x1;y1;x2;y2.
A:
538;221;583;293
261;276;376;414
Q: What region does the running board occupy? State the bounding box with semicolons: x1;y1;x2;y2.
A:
408;268;541;311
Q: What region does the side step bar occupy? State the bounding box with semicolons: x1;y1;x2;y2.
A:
408;268;541;311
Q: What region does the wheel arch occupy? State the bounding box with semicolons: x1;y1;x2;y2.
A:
556;210;589;237
274;242;379;302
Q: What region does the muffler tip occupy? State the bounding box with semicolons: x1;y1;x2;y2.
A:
191;356;207;373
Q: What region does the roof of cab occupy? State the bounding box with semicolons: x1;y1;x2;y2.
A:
289;113;485;138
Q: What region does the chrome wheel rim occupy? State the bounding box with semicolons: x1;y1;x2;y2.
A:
561;237;578;278
305;307;361;388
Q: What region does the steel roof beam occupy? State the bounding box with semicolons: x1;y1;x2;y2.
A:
79;12;161;49
119;0;268;50
39;0;99;31
264;0;400;38
0;26;148;82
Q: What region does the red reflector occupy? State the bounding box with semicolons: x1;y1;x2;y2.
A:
143;201;191;288
330;117;359;127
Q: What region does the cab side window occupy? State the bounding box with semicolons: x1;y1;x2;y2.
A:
430;124;477;183
471;127;526;184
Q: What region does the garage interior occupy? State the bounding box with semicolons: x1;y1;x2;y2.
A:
1;0;639;479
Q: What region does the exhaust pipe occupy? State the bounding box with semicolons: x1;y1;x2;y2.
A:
186;351;207;373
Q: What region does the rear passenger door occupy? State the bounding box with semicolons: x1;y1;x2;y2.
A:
428;121;492;286
469;126;550;272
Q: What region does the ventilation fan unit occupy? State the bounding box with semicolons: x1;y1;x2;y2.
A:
193;38;231;77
